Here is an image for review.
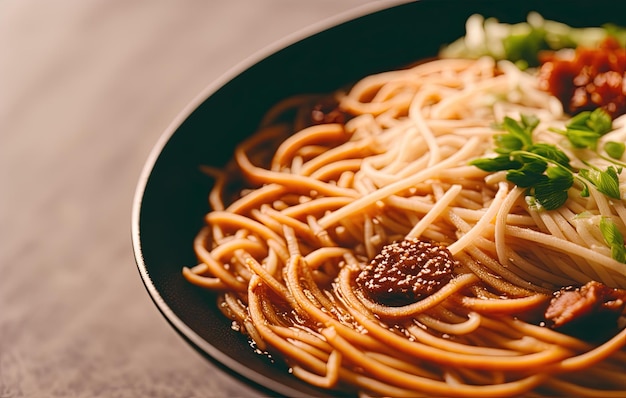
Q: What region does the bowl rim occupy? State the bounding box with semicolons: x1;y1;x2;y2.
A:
130;0;410;395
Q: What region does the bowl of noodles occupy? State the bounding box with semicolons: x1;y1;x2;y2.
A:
132;0;626;396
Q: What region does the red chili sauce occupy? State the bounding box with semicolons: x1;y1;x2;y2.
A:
538;37;626;117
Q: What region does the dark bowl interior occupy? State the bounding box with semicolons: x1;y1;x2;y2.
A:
132;1;626;396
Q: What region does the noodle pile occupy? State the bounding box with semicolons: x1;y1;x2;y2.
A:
183;56;626;396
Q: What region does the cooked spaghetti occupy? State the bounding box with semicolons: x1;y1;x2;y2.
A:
182;26;626;397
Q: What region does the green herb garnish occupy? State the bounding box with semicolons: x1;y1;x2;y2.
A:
605;141;626;160
470;115;574;210
471;113;623;210
599;217;626;263
579;165;622;199
551;108;613;150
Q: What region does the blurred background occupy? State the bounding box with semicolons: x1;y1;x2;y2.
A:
0;1;382;396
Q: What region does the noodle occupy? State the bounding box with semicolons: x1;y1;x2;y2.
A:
183;49;626;397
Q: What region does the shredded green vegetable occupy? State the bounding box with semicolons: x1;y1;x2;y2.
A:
441;12;626;69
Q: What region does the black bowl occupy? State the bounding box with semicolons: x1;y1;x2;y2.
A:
131;1;626;396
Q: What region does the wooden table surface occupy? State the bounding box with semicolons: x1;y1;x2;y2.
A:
0;1;379;396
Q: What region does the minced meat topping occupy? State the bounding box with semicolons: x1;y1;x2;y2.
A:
356;238;458;307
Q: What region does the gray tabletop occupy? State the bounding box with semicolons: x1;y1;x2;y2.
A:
0;1;379;396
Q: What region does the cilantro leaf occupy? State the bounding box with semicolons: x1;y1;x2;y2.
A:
471;114;577;210
605;141;625;160
546;165;575;190
534;182;570;210
520;114;540;131
599;217;626;263
566;128;603;149
531;166;574;210
506;158;547;187
560;108;613;150
567;108;612;134
526;143;571;168
587;108;613;135
470;155;522;172
579;166;622;199
566;111;593;129
494;134;524;154
470;112;621;211
502;115;534;148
